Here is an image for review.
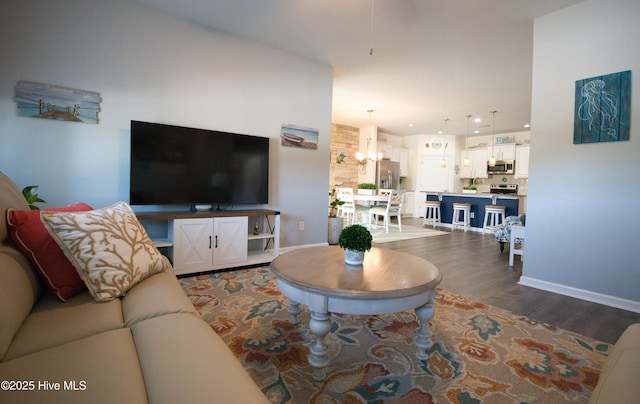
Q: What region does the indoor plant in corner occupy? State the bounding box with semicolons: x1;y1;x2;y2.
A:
328;187;345;245
338;224;372;266
22;185;46;210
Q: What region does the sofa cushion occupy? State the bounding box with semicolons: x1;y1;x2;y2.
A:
0;171;29;244
589;323;640;403
131;313;270;404
41;201;168;302
7;203;93;302
2;291;124;361
0;328;148;404
0;245;43;361
122;267;198;327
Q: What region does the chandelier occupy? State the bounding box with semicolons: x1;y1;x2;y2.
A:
356;109;382;174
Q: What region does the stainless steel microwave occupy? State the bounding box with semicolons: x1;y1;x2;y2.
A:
487;160;514;175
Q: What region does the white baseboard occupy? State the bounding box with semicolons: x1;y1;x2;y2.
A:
519;276;640;313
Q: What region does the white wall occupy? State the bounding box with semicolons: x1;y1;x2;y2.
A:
523;0;640;311
0;0;333;248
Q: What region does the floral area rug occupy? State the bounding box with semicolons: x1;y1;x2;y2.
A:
180;267;610;403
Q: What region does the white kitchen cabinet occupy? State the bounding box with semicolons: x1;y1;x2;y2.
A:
490;144;515;160
392;147;409;176
403;191;414;216
139;210;280;275
377;142;393;160
514;145;530;179
459;148;489;179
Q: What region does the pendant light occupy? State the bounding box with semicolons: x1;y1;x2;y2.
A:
440;118;448;168
369;0;375;56
489;110;497;167
463;114;471;167
356;109;381;174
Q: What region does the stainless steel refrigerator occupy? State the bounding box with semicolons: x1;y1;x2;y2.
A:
376;160;400;190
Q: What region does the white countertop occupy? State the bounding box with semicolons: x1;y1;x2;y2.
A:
422;192;519;200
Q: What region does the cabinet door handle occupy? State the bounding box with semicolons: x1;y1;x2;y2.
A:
209;235;212;249
214;235;218;249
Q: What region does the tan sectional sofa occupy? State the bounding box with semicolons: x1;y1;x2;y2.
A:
589;322;640;404
0;172;269;404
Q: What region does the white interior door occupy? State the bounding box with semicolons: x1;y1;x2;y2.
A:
419;155;450;192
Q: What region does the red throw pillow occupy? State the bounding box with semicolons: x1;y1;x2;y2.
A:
7;203;93;301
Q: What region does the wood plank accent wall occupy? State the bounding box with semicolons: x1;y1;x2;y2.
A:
329;124;360;196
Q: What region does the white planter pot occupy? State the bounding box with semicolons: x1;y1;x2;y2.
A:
328;216;344;245
344;249;365;266
358;189;376;195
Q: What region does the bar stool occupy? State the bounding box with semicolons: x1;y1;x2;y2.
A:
423;200;441;228
483;205;506;234
452;203;471;231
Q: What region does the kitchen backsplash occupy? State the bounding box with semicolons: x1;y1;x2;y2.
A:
460;174;528;195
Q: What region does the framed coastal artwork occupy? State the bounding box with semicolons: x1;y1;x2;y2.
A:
14;80;102;124
574;70;631;144
280;123;318;150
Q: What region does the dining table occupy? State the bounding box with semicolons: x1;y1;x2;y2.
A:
353;193;389;207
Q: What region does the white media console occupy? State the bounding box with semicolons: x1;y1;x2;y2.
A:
136;209;280;275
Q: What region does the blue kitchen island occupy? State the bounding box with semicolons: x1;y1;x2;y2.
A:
425;193;518;230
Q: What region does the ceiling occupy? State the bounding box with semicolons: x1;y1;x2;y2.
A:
130;0;582;137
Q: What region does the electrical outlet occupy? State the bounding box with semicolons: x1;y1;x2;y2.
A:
470;212;475;219
299;221;304;231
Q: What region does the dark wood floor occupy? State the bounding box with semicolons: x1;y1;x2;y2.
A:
376;218;640;345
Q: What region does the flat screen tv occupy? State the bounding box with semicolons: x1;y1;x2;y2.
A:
130;120;269;207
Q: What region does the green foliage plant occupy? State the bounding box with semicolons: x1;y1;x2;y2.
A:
328;188;345;217
22;185;46;210
463;178;477;190
338;224;373;252
357;183;377;190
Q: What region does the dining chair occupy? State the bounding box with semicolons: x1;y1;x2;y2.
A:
376;188;393;206
338;187;370;225
368;190;404;233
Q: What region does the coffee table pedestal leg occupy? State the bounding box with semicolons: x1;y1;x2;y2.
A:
308;311;331;381
414;290;436;360
287;300;301;324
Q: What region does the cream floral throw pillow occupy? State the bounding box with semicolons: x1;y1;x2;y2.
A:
41;201;167;302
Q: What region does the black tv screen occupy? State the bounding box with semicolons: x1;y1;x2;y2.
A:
130;120;269;206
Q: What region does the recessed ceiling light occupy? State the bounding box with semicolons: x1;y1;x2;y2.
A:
474;118;481;123
408;123;414;127
474;130;480;134
438;130;443;134
524;124;530;128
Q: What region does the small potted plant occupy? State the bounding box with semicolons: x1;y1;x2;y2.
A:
22;185;46;210
338;224;372;266
328;187;345;244
462;178;477;194
357;183;377;195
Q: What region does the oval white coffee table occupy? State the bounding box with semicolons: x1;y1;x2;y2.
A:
270;246;442;378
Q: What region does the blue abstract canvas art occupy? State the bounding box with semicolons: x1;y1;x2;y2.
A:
574;70;631;144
